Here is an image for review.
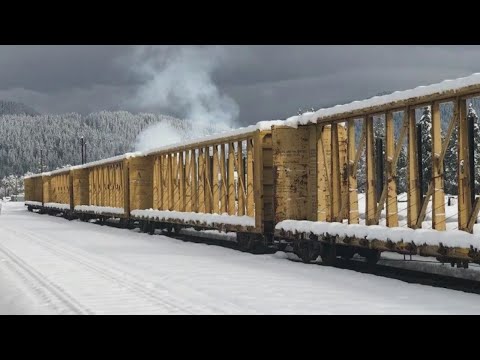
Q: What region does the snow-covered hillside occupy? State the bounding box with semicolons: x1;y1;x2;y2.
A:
1;202;480;315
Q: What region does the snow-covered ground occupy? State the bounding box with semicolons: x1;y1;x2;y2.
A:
1;201;480;315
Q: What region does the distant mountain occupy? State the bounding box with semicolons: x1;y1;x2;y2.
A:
0;100;39;116
0;111;187;178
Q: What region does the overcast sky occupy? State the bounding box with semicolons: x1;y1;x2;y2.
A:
1;45;480;126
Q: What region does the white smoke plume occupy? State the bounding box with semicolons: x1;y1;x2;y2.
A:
127;46;239;151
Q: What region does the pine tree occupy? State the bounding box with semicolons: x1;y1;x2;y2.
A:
418;106;432;195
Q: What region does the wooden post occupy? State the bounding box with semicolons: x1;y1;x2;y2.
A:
237;141;245;216
228;142;235;215
347;120;359;224
213;145;220;214
179;151;185;212
317;125;328;221
198;149;205;213
385;111;398;227
458;98;472;231
308;125;317;221
168;154;174;211
366;116;377;225
247;138;254;217
220;144;227;214
185;152;191;212
173;153;179;211
204;147;212;213
431;102;446;230
407;108;420;228
192;150;198;213
331;124;341;221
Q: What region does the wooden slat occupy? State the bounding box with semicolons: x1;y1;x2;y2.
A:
317;125;330;221
339;126;349;220
385;111;398;227
308;125;317;221
168;154;173;210
458;98;471;231
432;102;446;231
365;116;377;225
313;85;480;125
185;151;192;212
213;145;220;214
179;151;185;212
237;141;245;216
407;108;420;228
467;198;480;233
331;124;341;221
247;138;254;217
205;147;212;213
220;144;228;214
198;149;205;213
228;142;235;215
347;120;359;224
192;150;198;212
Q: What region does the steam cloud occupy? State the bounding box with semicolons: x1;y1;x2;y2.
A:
128;46;239;151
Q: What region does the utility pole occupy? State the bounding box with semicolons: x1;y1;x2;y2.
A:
80;137;87;164
80;137;84;165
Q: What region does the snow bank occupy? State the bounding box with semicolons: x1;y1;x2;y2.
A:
44;203;70;210
74;205;125;215
276;220;480;250
131;209;255;228
25;201;42;206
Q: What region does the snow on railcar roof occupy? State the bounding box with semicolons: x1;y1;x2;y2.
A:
24;72;480;179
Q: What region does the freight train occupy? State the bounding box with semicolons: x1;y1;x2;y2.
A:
24;73;480;268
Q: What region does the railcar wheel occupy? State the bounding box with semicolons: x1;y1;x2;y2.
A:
294;240;320;264
365;250;381;265
320;243;337;266
148;223;156;235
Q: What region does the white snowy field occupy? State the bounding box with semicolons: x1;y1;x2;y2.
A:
1;202;480;315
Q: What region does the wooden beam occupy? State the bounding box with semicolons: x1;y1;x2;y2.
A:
184;152;191;212
179;151;185;212
347;120;359;224
331;124;341;221
253;131;264;230
228;142;235;215
237;141;245;216
204;147;212;213
366;116;377;225
431;102;446;230
458;98;472;231
317;125;328;221
385;111;398;227
308;124;317;221
313;85;480;125
467;197;480;233
168;154;174;211
247;138;254;217
407;108;420;228
198;149;205;213
213;145;220;214
192;150;198;212
220;144;228;214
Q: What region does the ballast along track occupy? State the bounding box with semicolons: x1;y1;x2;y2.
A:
58;211;480;296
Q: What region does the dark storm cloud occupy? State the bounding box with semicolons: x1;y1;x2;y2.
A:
1;45;480;125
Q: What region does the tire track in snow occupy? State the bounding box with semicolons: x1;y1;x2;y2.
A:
2;225;236;314
0;242;92;315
